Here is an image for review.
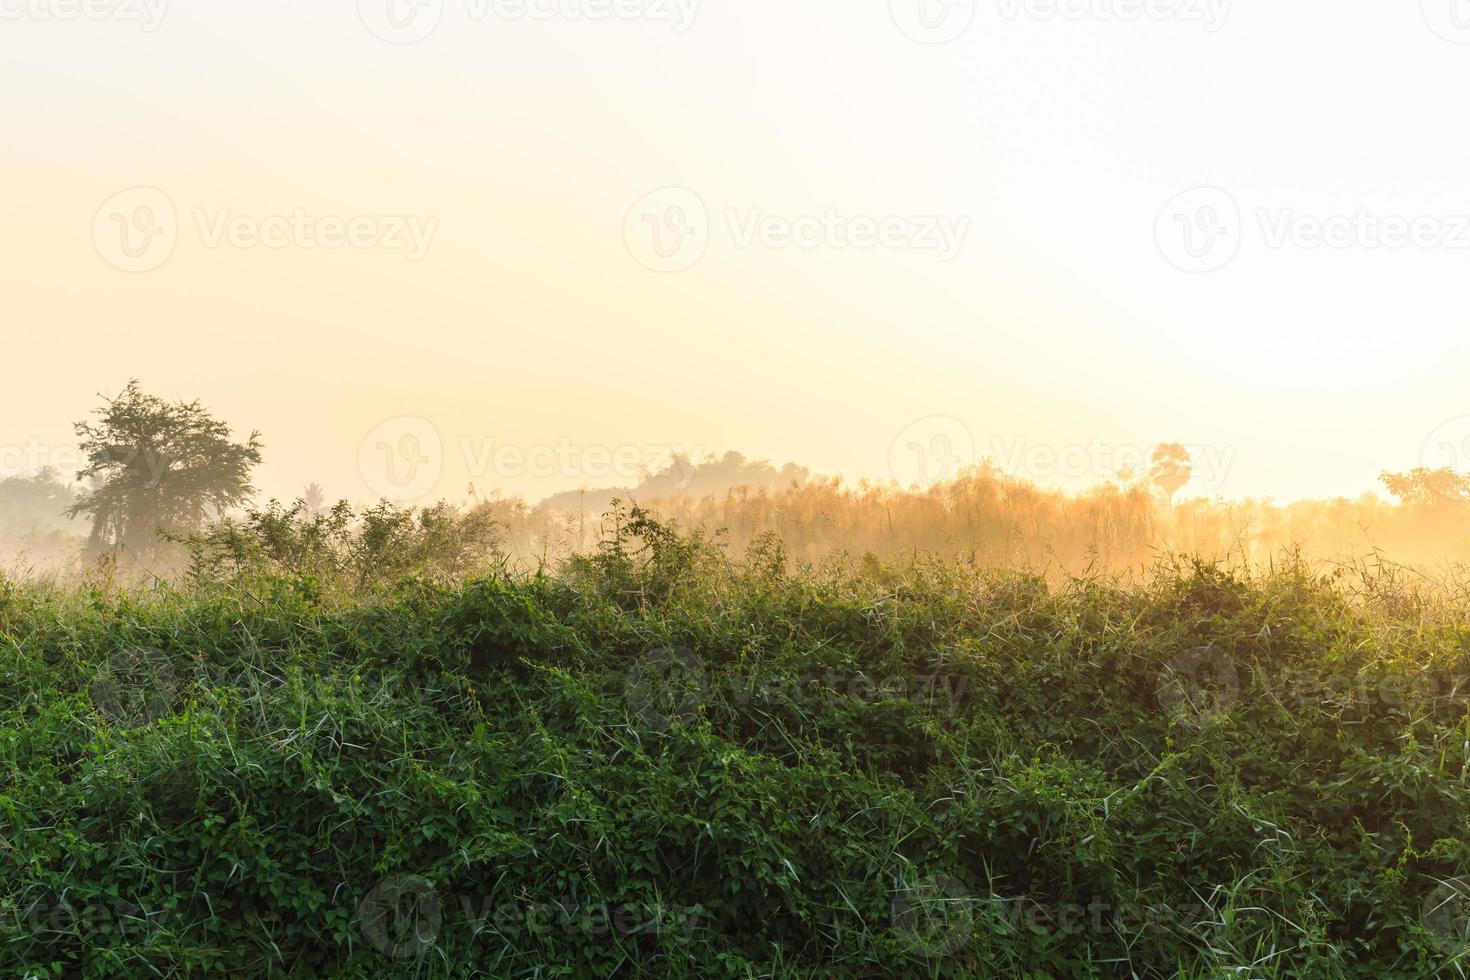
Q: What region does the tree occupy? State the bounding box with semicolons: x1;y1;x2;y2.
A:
1150;443;1193;504
68;382;263;553
303;483;327;517
1379;467;1470;508
0;468;82;533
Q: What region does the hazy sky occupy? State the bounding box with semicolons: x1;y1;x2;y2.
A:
4;1;1470;505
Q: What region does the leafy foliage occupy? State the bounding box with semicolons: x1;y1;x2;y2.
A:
1381;467;1470;509
68;382;263;554
4;518;1470;976
177;498;504;589
0;469;82;535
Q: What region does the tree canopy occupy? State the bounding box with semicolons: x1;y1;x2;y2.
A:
1379;467;1470;508
67;381;263;553
1150;442;1193;503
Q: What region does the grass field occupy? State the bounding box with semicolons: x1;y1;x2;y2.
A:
5;514;1470;977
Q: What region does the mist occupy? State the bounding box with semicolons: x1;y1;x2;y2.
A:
8;390;1470;583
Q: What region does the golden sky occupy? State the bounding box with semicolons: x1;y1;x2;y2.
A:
4;1;1470;505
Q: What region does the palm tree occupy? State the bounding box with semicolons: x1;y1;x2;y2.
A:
303;483;327;517
1150;443;1193;506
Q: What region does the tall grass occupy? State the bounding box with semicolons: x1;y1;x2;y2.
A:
490;470;1470;577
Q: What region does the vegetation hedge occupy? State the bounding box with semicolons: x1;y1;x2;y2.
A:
4;520;1470;977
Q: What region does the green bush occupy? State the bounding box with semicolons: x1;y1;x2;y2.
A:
3;517;1470;977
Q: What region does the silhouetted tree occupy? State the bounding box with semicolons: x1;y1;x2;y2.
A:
538;452;812;516
68;382;263;554
0;468;82;533
1150;443;1193;504
1380;467;1470;508
303;482;327;517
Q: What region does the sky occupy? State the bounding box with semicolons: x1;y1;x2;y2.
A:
3;0;1470;506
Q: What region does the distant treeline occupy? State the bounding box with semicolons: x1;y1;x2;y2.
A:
8;449;1470;579
494;459;1470;575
